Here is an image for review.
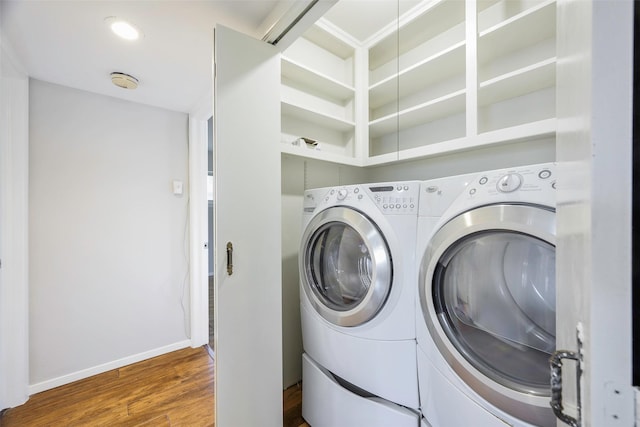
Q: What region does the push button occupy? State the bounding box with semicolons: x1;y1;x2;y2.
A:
538;169;552;179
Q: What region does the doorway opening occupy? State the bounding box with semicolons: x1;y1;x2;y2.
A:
207;116;215;352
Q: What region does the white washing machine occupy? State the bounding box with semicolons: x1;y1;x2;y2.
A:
416;164;557;427
299;181;421;427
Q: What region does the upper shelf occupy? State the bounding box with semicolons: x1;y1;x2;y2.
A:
369;40;465;109
478;0;556;64
369;89;465;138
282;101;355;133
284;22;356;88
304;21;355;60
479;57;556;106
368;0;465;71
282;56;355;103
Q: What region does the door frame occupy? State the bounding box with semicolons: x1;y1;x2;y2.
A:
188;93;212;348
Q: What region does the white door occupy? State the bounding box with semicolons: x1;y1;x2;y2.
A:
213;25;282;427
0;47;29;410
556;0;635;425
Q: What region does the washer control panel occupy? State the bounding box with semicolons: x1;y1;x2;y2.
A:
368;183;420;214
315;182;420;215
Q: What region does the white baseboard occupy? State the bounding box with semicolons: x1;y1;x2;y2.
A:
28;340;192;395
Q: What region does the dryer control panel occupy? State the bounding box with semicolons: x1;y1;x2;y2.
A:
468;166;555;197
455;163;556;212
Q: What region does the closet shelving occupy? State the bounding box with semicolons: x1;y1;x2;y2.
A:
280;0;557;167
476;0;557;133
280;22;360;166
367;0;466;161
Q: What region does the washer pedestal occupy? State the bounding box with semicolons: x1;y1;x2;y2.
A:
302;353;419;427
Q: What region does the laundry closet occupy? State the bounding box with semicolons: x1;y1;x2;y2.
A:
279;0;556;389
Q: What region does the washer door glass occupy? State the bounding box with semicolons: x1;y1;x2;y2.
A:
301;207;393;327
434;230;555;393
308;222;373;310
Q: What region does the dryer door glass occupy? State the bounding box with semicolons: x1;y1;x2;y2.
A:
434;230;555;393
308;222;373;311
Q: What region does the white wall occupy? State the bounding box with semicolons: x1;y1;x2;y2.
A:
0;18;30;409
28;79;190;392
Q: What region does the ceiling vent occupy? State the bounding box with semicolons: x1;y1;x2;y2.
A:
110;72;138;90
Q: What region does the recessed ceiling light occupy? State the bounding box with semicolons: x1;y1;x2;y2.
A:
105;16;142;41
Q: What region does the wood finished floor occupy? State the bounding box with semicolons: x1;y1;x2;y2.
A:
0;346;308;427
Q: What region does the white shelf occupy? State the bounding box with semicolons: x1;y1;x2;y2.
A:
284;24;355;87
282;56;355;103
398;118;556;161
369;41;465;109
280;144;361;167
304;22;355;60
479;0;556;63
282;101;355;133
369;89;465;138
479;57;556;106
368;0;465;71
477;0;502;14
363;152;401;167
366;118;555;166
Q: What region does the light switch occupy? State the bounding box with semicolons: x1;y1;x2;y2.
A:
172;180;183;195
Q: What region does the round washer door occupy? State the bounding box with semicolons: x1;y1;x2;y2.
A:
420;203;556;426
300;206;392;327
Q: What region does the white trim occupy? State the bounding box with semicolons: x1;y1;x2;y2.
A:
188;89;212;348
189;91;213;121
28;340;192;395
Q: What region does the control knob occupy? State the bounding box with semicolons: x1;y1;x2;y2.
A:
497;173;522;193
337;188;348;200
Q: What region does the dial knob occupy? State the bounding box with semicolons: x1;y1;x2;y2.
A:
337;188;348;200
496;173;522;193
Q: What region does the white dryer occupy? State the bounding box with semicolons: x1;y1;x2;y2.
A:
416;164;557;427
299;181;421;427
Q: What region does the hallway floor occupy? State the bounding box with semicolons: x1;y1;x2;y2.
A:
0;346;307;426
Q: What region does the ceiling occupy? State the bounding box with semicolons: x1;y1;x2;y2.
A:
0;0;281;113
1;0;418;114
